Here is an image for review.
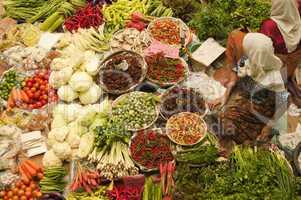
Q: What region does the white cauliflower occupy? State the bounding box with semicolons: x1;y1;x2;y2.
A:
53;103;83;123
79;83;102;105
68;121;87;137
66;130;81;148
47;131;57;147
58;85;78;102
51;113;67;129
82;51;101;76
50;57;68;71
43;150;62;167
69;71;93;92
57;66;73;83
52;142;72;160
48;126;69;143
78;132;94;158
49;71;66;89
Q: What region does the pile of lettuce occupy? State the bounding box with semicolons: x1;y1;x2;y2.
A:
188;0;271;42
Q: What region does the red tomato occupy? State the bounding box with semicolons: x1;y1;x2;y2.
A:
11;188;17;195
30;183;37;190
44;74;50;80
25;188;31;193
18;190;25;196
20;196;27;200
42;94;48;100
0;191;5;197
41;100;47;105
34;91;40;99
28;91;34;98
40;90;46;95
25;191;31;198
44;85;49;92
27;78;34;83
7;191;13;197
12;196;18;200
26;81;33;87
23;87;29;92
30;87;36;92
33;83;39;88
29;104;34;109
40;85;46;90
35;191;42;198
36;102;42;108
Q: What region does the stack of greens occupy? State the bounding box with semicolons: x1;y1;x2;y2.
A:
143;177;163;200
40;166;67;193
174;146;297;200
88;119;138;180
188;0;271;42
3;0;47;20
4;0;86;31
162;0;201;22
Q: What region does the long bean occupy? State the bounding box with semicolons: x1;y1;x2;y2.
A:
40;166;67;193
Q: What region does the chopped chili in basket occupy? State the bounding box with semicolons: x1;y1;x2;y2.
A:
166;112;205;145
130;129;174;170
149;19;181;45
145;52;185;85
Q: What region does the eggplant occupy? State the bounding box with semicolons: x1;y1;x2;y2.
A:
40;192;65;200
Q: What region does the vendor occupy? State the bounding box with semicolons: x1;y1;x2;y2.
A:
260;0;301;106
260;0;301;55
214;33;287;156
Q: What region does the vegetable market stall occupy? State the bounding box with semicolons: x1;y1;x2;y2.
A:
0;0;301;200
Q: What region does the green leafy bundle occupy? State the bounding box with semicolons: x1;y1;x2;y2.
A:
188;0;271;42
162;0;201;22
93;119;131;150
174;147;297;200
4;0;47;20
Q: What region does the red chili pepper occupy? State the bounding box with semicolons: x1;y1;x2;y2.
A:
64;3;104;32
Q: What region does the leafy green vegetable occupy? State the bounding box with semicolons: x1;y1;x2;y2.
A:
93;118;131;149
163;0;201;22
40;166;67;193
188;0;271;42
4;0;47;20
143;177;162;200
67;186;109;200
176;144;218;164
174;147;297;200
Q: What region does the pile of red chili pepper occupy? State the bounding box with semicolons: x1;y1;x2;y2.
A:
130;129;174;170
64;3;104;32
149;19;181;45
126;12;149;31
160;86;206;119
107;178;145;200
145;52;185;86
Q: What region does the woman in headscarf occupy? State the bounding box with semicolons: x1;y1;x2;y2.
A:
260;0;301;55
214;33;288;156
260;0;301;106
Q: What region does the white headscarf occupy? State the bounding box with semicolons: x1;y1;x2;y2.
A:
271;0;301;53
242;33;285;91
